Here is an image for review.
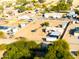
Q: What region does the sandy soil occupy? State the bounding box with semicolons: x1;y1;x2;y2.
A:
14;19;69;43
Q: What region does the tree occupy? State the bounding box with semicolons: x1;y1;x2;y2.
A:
2;40;38;59
15;6;26;13
57;2;70;11
16;0;29;5
41;22;49;27
67;0;73;6
32;0;37;3
74;9;79;15
34;57;43;59
59;0;65;3
44;40;74;59
0;5;3;10
38;0;46;3
50;1;70;12
77;50;79;56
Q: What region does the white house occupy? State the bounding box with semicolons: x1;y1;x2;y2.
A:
45;31;60;41
18;15;30;20
44;12;63;18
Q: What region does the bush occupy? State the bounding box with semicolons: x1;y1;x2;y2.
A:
77;51;79;56
0;5;3;10
15;6;26;13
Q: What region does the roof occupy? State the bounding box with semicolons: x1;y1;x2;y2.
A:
50;31;60;36
67;10;76;17
46;36;58;41
0;26;9;30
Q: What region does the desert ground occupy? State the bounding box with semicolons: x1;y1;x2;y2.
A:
14;19;69;43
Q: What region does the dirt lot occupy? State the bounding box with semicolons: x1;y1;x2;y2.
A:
14;19;69;43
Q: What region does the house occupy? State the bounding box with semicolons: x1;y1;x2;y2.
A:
45;31;60;41
0;26;11;33
18;15;30;20
7;26;19;36
67;10;77;18
0;26;19;36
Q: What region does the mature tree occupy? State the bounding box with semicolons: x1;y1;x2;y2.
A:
74;9;79;15
41;22;49;27
32;0;37;3
38;0;46;3
59;0;65;3
16;0;29;5
77;50;79;56
15;6;26;13
67;0;73;6
57;2;70;11
34;57;43;59
2;40;38;59
0;5;3;10
50;0;70;12
44;40;74;59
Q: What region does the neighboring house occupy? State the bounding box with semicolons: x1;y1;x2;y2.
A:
45;31;60;41
44;12;63;19
0;26;11;33
0;26;19;36
67;10;77;18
